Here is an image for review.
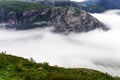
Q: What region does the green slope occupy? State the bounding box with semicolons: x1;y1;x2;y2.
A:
0;0;48;11
0;52;119;80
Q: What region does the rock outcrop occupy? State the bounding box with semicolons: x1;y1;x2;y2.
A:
46;7;107;33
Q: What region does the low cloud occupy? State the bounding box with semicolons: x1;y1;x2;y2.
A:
0;10;120;76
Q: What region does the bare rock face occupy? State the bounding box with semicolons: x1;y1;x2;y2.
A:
44;7;108;33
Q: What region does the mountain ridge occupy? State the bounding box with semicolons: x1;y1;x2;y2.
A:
0;1;108;34
78;0;120;13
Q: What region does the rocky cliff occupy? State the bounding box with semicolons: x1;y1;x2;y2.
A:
47;7;108;33
0;1;108;33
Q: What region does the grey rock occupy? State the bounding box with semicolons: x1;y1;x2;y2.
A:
46;7;108;33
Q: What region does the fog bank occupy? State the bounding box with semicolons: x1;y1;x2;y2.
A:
0;10;120;76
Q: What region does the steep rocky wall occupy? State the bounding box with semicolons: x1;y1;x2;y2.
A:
46;7;108;33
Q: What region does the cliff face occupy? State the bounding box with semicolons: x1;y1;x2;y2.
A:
46;7;107;33
0;1;108;33
0;7;43;29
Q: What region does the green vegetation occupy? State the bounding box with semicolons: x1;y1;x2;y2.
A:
0;0;48;12
75;8;81;13
0;1;51;29
0;52;120;80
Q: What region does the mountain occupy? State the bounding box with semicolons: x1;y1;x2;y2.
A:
78;0;120;13
0;1;108;34
0;52;119;80
24;0;77;7
14;0;71;5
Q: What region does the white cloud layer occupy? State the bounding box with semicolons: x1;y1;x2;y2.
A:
71;0;85;2
0;10;120;76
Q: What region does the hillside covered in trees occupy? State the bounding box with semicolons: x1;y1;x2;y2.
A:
0;52;120;80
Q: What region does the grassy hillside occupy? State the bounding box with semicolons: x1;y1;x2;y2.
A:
0;0;48;12
0;52;119;80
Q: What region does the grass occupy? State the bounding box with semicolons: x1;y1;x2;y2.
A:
0;0;48;12
0;52;120;80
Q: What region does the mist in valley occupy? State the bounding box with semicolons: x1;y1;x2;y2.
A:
0;10;120;76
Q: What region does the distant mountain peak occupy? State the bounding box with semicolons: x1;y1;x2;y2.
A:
79;0;120;13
